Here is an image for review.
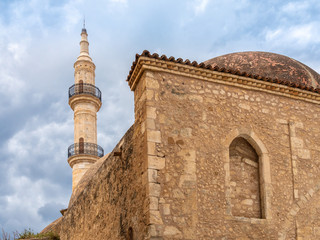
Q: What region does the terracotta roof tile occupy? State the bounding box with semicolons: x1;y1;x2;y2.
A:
126;50;320;94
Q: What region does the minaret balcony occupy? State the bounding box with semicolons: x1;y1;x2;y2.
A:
69;83;102;101
68;142;104;158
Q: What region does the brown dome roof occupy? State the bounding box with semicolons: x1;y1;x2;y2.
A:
204;51;320;89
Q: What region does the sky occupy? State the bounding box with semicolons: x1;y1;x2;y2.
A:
1;0;320;235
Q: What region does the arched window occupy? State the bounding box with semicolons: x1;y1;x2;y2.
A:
229;137;261;218
79;137;84;154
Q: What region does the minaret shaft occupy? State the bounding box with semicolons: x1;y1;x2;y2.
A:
68;27;103;192
74;67;95;85
73;29;98;146
73;107;97;144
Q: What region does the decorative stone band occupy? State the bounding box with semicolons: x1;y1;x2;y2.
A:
127;55;320;104
67;154;101;169
68;142;104;158
68;93;102;111
69;83;102;101
74;56;95;68
74;61;96;72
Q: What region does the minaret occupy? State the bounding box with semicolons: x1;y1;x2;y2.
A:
67;25;104;191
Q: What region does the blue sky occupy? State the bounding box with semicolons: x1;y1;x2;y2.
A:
1;0;320;235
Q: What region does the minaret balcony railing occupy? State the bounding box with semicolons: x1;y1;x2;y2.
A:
69;83;102;101
68;142;104;158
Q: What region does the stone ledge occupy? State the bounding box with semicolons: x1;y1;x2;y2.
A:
129;56;320;104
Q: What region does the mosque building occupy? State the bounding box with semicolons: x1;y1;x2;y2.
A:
42;26;320;239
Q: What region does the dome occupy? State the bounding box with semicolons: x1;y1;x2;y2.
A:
204;51;320;89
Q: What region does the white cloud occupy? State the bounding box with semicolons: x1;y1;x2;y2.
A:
0;72;26;110
62;0;83;32
7;117;73;161
2;175;68;232
7;43;26;62
282;1;310;14
2;115;73;232
194;0;209;15
265;23;320;48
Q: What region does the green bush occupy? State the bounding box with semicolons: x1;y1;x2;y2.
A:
1;228;59;240
17;228;60;240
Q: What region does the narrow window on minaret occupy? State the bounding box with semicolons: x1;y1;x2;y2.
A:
79;137;84;154
229;137;262;218
79;80;84;93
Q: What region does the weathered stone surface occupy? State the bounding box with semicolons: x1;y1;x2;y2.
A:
47;126;148;240
147;130;162;143
44;51;320;239
149;183;161;197
141;66;320;239
163;226;183;238
148;156;165;170
149;210;163;224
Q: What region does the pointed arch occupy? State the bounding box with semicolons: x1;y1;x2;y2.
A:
223;128;272;220
229;137;261;218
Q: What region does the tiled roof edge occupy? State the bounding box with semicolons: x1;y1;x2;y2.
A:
126;50;320;94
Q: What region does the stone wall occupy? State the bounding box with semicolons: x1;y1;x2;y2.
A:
138;68;320;239
46;57;320;239
54;125;149;240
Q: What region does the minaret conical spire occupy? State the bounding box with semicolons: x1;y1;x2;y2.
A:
73;25;95;85
77;23;92;62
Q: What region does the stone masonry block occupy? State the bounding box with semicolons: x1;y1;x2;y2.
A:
147;142;157;155
149;210;163;225
146;78;160;89
149;156;165;170
291;137;304;148
297;149;311;159
146;89;154;100
150;196;159;210
148;224;164;238
161;203;171;215
147;106;157;119
163;226;183;238
146;118;156;129
148;168;158;183
147;130;162;143
145;71;155;79
149;183;161;197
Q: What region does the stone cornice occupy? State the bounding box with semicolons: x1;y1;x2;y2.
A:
74;110;98;118
128;56;320;104
69;94;102;111
68;154;99;168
